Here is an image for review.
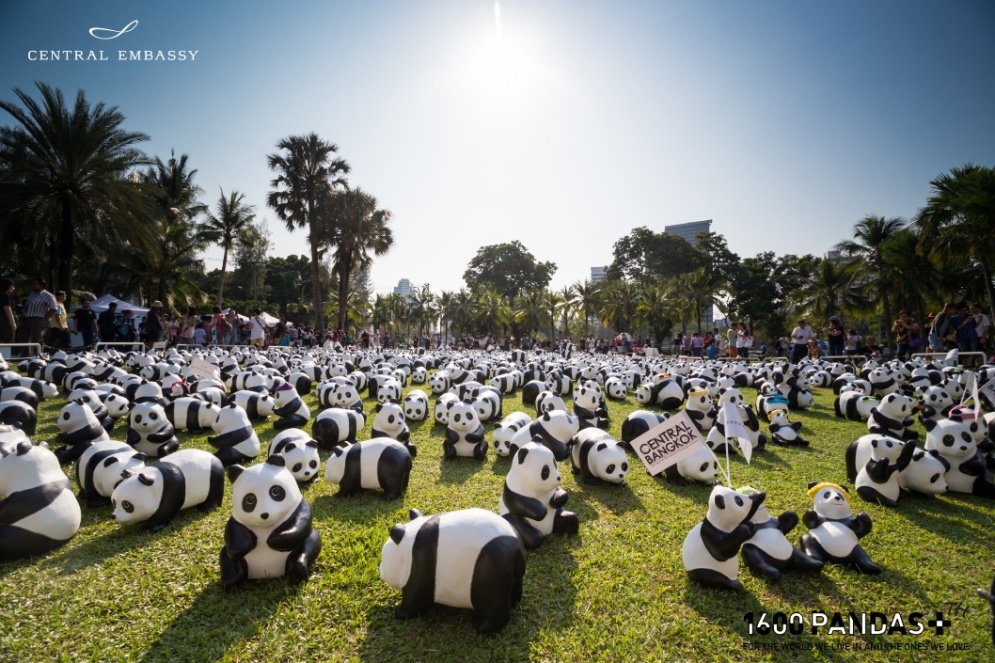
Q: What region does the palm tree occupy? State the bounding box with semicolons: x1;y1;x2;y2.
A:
371;294;391;336
598;280;638;334
435;290;455;346
452;289;476;339
573;279;601;338
835;215;906;345
558;285;577;338
476;287;510;337
882;225;944;331
794;258;870;324
267;133;350;329
322;188;393;332
680;267;725;333
634;280;673;345
203;188;255;306
513;289;546;341
918;164;995;316
541;290;564;342
0;83;152;299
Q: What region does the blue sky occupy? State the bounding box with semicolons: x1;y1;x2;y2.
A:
2;0;994;295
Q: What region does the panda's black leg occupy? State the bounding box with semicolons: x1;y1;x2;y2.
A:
800;534;828;563
856;485;898;507
501;514;544;550
795;435;810;447
53;444;84;466
404;442;417;459
663;465;688;486
219;548;248;590
974;479;995;499
741;545;783;582
395;586;435;620
201;461;226;511
553;509;579;536
789;547;825;573
286;529;322;582
473;441;488;461
214;447;249;467
845;546;882;575
157;439;179;457
687;568;743;591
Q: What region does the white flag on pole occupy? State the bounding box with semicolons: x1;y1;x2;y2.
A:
722;402;752;464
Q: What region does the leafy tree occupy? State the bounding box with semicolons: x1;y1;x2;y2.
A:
202;188;255;305
794;257;870;326
463;241;556;299
572;279;602;338
0;83;152;300
513;289;545;340
267;133;349;329
264;255;312;317
233;218;270;301
605;227;700;282
728;253;819;342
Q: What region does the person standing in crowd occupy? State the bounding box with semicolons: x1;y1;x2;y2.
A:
211;306;225;345
0;278;17;344
97;301;117;342
971;303;990;354
844;329;861;356
47;290;70;349
726;324;737;358
144;301;164;348
24;278;57;349
928;303;957;351
224;308;240;345
178;306;198;345
735;322;750;358
825;316;845;357
73;299;97;348
250;308;267;348
891;310;919;361
953;303;981;367
789;318;814;363
117;310;136;342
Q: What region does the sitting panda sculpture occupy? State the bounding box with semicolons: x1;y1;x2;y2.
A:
219;455;322;589
799;482;880;574
269;429;321;484
402;389;430;423
207;403;261;466
853;436;917;507
271;383;311;430
371;401;415;457
53;400;111;464
312;408;366;450
379;507;526;633
127;402;180;458
443;401;488;460
768;410;809;447
682;484;765;590
922;417;995;498
499;441;579;550
867;392;920;441
324;439;412;500
737;486;823;581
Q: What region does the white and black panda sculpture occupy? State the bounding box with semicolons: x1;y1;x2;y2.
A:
603;376;627;400
573;385;609;430
165;397;219;433
867;392;920;441
219;455;322;589
111;449;225;532
799;482;880;574
661;444;720;487
269;429;321;484
75;440;145;508
312;408;366;450
569;429;628;485
499;441;579;550
684;388;717;433
227;390;275;421
834;389;880;421
737;486;823;582
619;410;669;450
324;439;412;500
371;401;415;457
507;409;579;461
853;436;917;507
444;401;487;460
271;383;311;430
471;388;503;423
53;400;111;464
402;389;429;422
682;484;765;590
493;412;533;457
922;417;995;498
379;507;526;633
768;410;809;447
207;403;262;466
0;441;82;560
127;402;180;458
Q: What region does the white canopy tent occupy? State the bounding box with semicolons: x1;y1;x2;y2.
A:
88;294;149;316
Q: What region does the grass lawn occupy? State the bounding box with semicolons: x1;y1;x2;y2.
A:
2;370;994;662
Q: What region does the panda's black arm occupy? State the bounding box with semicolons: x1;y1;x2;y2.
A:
851;513;873;539
776;510;799;534
502;484;547;521
444;428;459;445
146;426;176;443
686;410;704;421
865;458;892;483
465;426;485;444
224;517;257;559
268;500;314;551
700;519;754;561
792;422;803;431
959;457;986;477
802;510;824;530
895;440;917;471
549;488;569;509
126;429;141;446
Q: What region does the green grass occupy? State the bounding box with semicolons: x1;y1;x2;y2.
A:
1;376;994;662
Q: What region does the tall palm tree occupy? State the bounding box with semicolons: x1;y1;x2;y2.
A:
0;83;152;299
203;188;255;305
794;258;870;324
835;215;906;344
476;287;510;337
634;280;674;345
435;290;455;346
679;267;725;333
598;280;638;334
267;133;350;329
572;279;601;338
452;289;476;339
541;290;564;342
322;188;393;332
918;164;995;316
558;285;577;338
882;225;944;330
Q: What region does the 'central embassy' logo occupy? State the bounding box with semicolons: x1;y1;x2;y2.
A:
25;18;199;62
88;20;139;40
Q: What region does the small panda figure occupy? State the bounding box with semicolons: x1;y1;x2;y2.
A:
127;402;180;458
0;400;38;437
66;390;113;430
410;366;428;384
371;401;415;457
493;412;533;457
207;403;262;466
620;410;669;449
499;442;579;550
661;444;720;487
219;456;322;589
433;392;459;426
682;485;765;590
489;373;517;394
165;397;219;433
754;392;789;424
768;410;809;447
111;449;225;532
569;429;628;485
684;388;717;433
898;447;949;496
325;439;413;500
508;409;579;461
922;417;995;497
402;389;429;422
312;408;366;450
634;379;685;410
444;401;487;460
75;440;145;507
917;384;954;421
853;436;917;507
227;390;276;421
0;441;82;560
379;507;526;633
867;392;920;441
799;482;880;574
737;486;823;582
534;390;567;415
429;371;451;395
603;376;627;400
471;388;503;423
269;429;321;484
376;378;403;404
271;383;311;430
834;389;880;421
572;385;609;430
521;379;548;406
53;401;111;464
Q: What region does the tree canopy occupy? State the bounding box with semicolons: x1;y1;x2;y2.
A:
462;240;556;299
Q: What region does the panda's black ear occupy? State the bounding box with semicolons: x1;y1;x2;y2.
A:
375;403;383;413
714;494;726;509
408;508;422;520
15;441;32;456
282;442;297;453
266;454;285;468
517;446;530;464
138;473;154;486
807;481;818;489
306;440;318;449
596;442;607;452
227;465;245;483
389;524;406;545
922;418;937;432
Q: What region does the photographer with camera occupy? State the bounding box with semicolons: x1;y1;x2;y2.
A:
891;310;920;361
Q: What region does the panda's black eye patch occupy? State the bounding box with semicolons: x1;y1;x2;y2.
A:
606;464;615;474
63;412;70;420
824;491;831;500
309;460;317;469
122;501;134;513
942;434;954;446
292;463;302;473
734;496;743;507
269;486;286;501
242;494;257;512
962;433;972;442
541;466;550;481
930;473;940;483
135;415;142;423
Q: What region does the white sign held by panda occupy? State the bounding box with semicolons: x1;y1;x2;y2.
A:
722;403;753;464
629;410;706;476
188;358;220;381
978;375;995;407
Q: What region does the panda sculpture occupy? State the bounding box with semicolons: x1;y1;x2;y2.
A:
165;397;219;433
493;412;533;457
867;392;920;441
227;390;275;421
853;436;917;507
207;403;262;466
402;389;430;423
682;484;765;590
507;409;579;461
755;392;789;424
379;507;526;633
219;455;322;589
569;429;628;485
324;439;412;500
271;383;311;430
499;441;579;550
111;449;225;532
834;389;880;421
0;400;38;437
444;401;487;460
521;379;548;406
917;384;954;421
922;417;995;498
661;443;720;487
127;402;180;458
799;482;880;574
572;385;609;430
75;440;145;507
619;410;669;450
634;379;685;410
371;401;415;457
312;408;366;450
471;388;503;423
489;373;517;395
737;486;824;582
898;448;949;496
429;371;451;395
53;401;111;464
376;379;404;405
269;429;321;484
768;410;809;447
0;441;82;560
684;388;717;433
534;390;567;415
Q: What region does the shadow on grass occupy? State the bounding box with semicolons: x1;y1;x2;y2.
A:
138;577;301;663
889;492;995;546
438;456;486;484
569;478;645;517
312;491;404;524
356;531;580;663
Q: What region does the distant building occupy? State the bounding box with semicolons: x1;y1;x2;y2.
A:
664;219;712;247
393;278;414;297
590;266;607;283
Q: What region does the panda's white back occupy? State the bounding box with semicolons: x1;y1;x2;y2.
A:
433;509;512;609
358;440;392;489
161;450;214;508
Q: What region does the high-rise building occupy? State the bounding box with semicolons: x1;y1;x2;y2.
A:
590;266;607;283
393;278;415;297
664;219;712;246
